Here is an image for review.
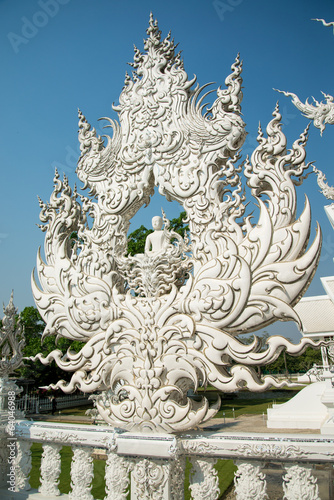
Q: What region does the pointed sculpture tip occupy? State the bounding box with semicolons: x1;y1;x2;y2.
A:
147;11;159;36
3;290;15;315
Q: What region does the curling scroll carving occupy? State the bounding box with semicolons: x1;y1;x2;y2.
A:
31;14;323;432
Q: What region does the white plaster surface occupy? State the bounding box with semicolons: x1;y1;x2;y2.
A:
267;382;328;429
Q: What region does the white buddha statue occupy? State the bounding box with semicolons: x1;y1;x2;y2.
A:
145;216;168;256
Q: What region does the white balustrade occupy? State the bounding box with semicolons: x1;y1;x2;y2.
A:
0;419;333;499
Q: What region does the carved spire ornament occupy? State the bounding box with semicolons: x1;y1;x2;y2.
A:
0;292;25;378
32;15;323;432
275;18;334;135
313;166;334;201
275;89;334;135
0;292;25;417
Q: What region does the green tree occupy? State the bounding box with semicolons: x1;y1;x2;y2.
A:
264;347;322;374
127;225;153;255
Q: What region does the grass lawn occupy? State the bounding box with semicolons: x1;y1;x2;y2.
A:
215;395;293;419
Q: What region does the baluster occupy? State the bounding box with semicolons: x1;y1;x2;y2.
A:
131;457;171;499
69;446;94;500
170;455;185;500
282;464;320;500
15;439;32;491
189;457;219;500
104;451;130;500
39;442;62;496
234;460;267;500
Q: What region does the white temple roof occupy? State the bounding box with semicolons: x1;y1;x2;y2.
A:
295;295;334;334
293;204;334;338
324;204;334;230
321;276;334;303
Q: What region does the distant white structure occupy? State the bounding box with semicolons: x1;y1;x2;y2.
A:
295;179;334;368
267;382;329;429
268;173;334;433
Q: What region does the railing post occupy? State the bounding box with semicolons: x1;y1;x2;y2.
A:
234;460;268;500
14;439;32;491
39;442;62;496
104;451;131;500
282;463;320;500
188;457;219;500
69;446;94;500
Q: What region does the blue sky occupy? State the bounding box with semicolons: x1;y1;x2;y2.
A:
1;0;334;342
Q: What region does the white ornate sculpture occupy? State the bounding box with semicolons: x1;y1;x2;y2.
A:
275;89;334;135
0;292;24;417
0;292;24;378
313;18;334;33
313;166;334;200
32;14;323;433
275;19;334;136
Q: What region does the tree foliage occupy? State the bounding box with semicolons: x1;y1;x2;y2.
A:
263;346;322;374
127;225;153;255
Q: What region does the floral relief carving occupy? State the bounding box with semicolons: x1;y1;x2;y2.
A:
37;430;83;445
182;440;219;455
131;457;170;500
237;443;304;459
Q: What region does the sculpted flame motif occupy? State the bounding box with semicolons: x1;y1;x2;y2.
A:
275;89;334;135
275;20;334;137
32;15;322;432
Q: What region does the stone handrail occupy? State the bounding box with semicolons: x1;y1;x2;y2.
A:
0;419;333;499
